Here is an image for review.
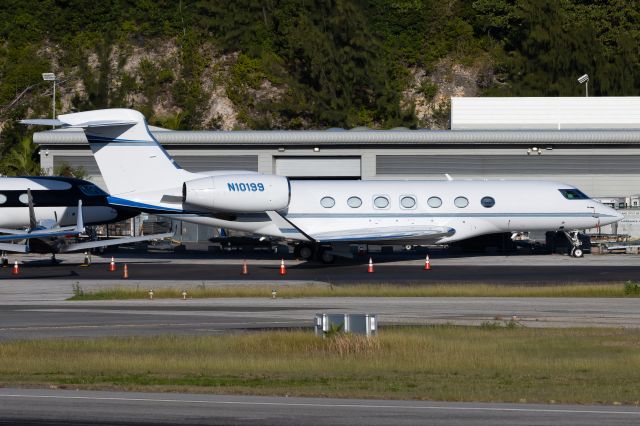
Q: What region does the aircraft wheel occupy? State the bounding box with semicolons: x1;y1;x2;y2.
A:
572;248;584;258
294;244;314;260
299;244;314;260
320;248;335;264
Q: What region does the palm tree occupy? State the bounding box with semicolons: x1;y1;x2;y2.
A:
1;136;42;176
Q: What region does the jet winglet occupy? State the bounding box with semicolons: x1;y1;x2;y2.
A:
75;199;84;233
27;188;36;231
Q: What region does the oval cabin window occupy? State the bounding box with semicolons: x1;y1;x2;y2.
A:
427;196;442;208
454;196;469;208
347;196;362;208
320;196;335;208
373;196;389;209
400;196;416;209
481;196;495;208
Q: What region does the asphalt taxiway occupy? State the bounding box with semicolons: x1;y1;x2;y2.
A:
3;285;640;340
1;388;639;426
2;251;640;284
0;253;639;340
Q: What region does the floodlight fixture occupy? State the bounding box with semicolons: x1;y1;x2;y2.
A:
577;74;589;97
42;72;58;123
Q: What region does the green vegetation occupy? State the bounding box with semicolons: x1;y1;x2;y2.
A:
624;280;640;296
2;327;640;404
1;1;639;171
68;282;640;300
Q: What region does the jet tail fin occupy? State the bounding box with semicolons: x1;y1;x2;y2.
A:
24;109;193;196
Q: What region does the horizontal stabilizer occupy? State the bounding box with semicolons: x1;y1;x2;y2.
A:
61;232;174;252
21;118;136;129
70;120;137;129
20;119;64;126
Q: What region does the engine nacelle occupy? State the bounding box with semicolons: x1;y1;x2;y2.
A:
182;174;290;212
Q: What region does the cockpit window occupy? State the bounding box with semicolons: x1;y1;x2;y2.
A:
559;189;590;200
79;185;108;196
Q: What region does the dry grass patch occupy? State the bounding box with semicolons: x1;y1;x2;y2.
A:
69;282;638;300
2;327;640;404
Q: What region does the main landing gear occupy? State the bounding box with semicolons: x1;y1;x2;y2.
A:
294;243;336;264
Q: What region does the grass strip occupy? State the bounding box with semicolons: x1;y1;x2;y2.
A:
69;281;640;300
2;326;640;404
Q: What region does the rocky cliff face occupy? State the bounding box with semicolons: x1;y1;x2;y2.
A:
15;39;490;131
403;57;495;130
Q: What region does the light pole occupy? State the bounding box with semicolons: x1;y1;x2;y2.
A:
42;72;57;126
577;74;589;97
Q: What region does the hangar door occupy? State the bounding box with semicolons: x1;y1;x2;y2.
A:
275;156;361;178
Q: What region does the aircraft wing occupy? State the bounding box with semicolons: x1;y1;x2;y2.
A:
60;232;175;252
0;228;82;241
0;199;85;242
0;228;31;235
0;243;28;253
309;226;455;244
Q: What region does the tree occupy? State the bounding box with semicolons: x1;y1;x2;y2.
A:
497;0;605;96
0;136;42;176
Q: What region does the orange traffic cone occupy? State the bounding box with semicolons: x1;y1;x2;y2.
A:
367;257;374;273
241;260;249;275
123;264;129;279
109;257;116;272
279;259;287;276
11;260;19;275
424;254;432;270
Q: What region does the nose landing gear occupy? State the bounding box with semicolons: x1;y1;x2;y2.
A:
564;231;584;258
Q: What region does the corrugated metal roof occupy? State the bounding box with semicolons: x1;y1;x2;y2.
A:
452;97;640;130
34;128;640;146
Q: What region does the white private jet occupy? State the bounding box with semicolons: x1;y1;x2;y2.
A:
22;109;623;262
0;176;173;259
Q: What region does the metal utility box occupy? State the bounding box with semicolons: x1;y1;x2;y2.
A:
314;313;377;337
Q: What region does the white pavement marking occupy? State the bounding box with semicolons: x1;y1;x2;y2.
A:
0;393;639;416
